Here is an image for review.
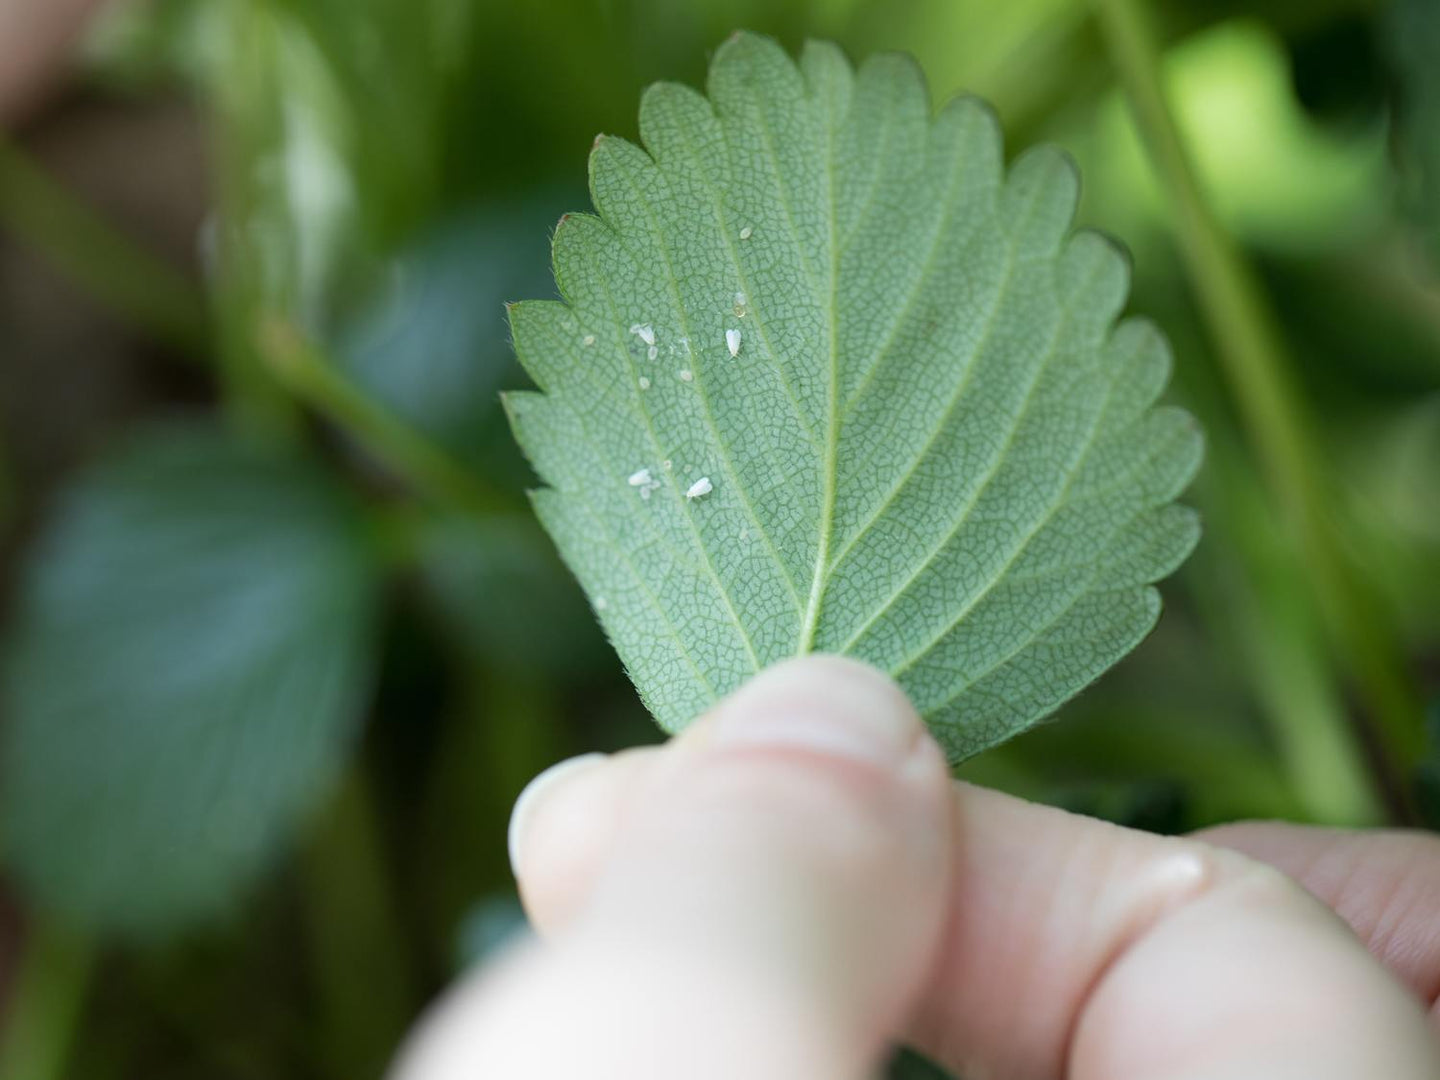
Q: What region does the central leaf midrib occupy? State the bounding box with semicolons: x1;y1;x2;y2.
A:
798;78;845;655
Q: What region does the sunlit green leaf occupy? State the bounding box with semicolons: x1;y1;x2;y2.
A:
506;33;1200;761
0;423;382;936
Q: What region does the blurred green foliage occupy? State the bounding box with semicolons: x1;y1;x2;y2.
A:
2;423;382;936
0;0;1436;1077
1386;0;1440;265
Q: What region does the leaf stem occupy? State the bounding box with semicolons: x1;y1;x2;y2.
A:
256;318;505;520
1190;448;1385;824
1091;0;1424;817
0;136;209;357
0;921;96;1080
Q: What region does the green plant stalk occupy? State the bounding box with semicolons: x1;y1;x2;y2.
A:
0;137;209;356
300;768;417;1080
1091;0;1424;810
0;922;96;1080
1246;586;1386;826
0;434;15;532
201;0;303;442
418;665;566;965
257;320;504;519
1189;461;1385;825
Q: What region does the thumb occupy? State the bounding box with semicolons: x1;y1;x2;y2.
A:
395;656;953;1080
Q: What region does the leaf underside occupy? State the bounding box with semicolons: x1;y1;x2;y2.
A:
507;32;1202;762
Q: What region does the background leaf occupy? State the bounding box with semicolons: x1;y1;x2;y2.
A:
0;422;383;936
885;1046;961;1079
507;32;1201;760
412;512;609;677
1416;699;1440;832
1386;0;1440;268
337;198;572;471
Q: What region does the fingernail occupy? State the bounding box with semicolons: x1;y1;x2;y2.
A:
508;753;607;879
706;655;922;768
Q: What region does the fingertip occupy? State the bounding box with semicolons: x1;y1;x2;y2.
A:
692;654;927;771
431;660;953;1079
509;749;668;934
508;655;941;945
507;752;608;881
564;657;950;1062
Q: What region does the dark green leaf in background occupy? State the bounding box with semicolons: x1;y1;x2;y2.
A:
1386;0;1440;268
1;423;383;937
886;1046;960;1079
1416;698;1440;832
339;199;572;470
414;513;608;678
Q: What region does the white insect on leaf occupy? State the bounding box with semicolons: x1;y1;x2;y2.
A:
638;376;651;390
685;477;713;500
739;226;753;240
733;291;747;318
725;328;742;357
630;467;663;500
629;323;656;347
582;334;596;347
647;345;659;361
678;368;693;382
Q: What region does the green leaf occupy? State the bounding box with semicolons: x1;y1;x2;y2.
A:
1387;0;1440;267
1;423;382;936
413;512;609;677
339;196;572;472
1416;699;1440;832
507;33;1201;761
885;1046;960;1079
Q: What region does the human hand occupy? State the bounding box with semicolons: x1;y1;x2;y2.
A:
392;656;1440;1079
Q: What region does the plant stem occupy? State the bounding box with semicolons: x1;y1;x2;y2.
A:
1190;449;1385;824
0;921;96;1080
299;768;417;1080
257;319;504;519
417;664;566;962
0;435;15;532
198;0;305;441
1091;0;1424;816
0;136;209;357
